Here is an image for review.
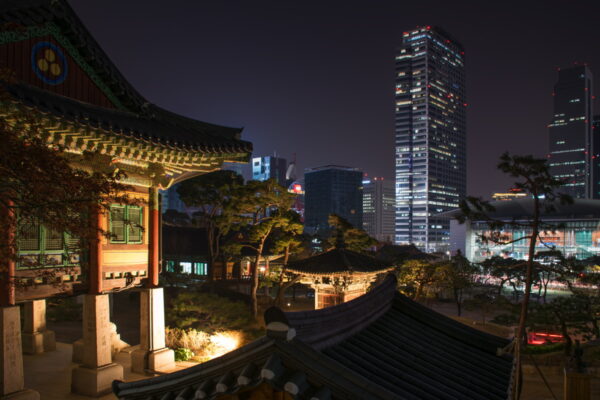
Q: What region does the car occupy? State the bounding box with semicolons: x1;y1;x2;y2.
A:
527;331;564;345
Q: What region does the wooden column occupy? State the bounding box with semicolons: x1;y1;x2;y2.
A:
147;187;159;288
89;205;103;294
0;201;15;307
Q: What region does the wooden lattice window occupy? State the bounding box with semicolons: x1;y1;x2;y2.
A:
16;219;77;269
110;205;143;244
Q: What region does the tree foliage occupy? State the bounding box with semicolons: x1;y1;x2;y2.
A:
177;170;244;279
457;152;573;371
326;214;378;252
228;179;297;318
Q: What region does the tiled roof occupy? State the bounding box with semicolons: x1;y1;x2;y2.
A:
285;248;392;276
0;0;252;154
113;275;513;400
4;82;252;155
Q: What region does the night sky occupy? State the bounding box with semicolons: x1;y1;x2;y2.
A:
70;0;600;198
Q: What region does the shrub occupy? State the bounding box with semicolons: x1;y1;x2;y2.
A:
174;348;194;361
166;327;243;362
166;292;252;332
46;297;82;322
524;342;565;355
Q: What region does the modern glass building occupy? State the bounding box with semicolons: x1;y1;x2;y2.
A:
395;26;466;252
548;65;594;199
593;115;600;199
252;155;288;186
454;199;600;262
363;177;396;243
304;165;363;235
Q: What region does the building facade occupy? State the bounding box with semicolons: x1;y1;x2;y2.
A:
456;199;600;262
252;155;288;186
394;26;466;252
593;116;600;199
304;166;363;235
548;65;594;199
363;177;396;243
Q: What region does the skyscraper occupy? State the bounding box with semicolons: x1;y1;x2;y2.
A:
304;165;363;235
394;26;466;252
252;155;288;186
593;116;600;199
548;65;594;199
363;177;396;243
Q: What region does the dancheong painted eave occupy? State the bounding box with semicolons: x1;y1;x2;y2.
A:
0;0;252;185
113;275;515;400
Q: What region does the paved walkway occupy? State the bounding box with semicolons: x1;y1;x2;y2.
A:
23;343;194;400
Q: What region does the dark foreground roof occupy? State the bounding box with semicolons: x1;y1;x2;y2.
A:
444;199;600;221
286;248;392;276
113;275;514;400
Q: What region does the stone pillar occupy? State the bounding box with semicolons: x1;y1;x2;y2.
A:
71;294;123;397
22;300;55;354
131;288;174;374
0;306;39;400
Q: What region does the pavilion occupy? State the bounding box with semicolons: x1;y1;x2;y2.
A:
285;246;394;309
113;274;515;400
0;0;251;398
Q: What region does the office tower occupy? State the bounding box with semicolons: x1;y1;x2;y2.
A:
548;65;594;199
363;177;396;243
252;155;287;186
304;166;363;235
395;26;466;252
594;116;600;199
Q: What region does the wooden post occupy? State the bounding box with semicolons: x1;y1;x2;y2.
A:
148;187;159;288
564;369;591;400
89;205;103;294
0;201;15;307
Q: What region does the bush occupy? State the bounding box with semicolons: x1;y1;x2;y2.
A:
174;348;194;361
47;297;82;322
166;327;243;362
166;292;252;332
525;342;565;354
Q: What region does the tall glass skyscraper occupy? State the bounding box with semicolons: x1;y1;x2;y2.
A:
394;26;466;252
548;66;594;199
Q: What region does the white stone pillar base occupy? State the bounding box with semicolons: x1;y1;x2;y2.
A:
132;288;174;375
22;300;55;355
71;295;123;396
21;330;55;355
0;307;39;399
71;364;123;397
0;389;40;400
71;339;83;364
131;347;175;374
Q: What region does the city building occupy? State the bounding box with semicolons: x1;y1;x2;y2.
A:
161;183;188;214
447;199;600;262
491;188;528;201
363;177;396;243
252;155;288;185
0;0;251;397
304;165;363;235
548;65;594;199
394;26;467;252
593;115;600;199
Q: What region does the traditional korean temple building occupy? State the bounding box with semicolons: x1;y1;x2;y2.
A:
0;0;251;398
113;275;515;400
286;246;393;309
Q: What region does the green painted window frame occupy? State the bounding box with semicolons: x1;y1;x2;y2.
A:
16;223;78;270
109;205;144;244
